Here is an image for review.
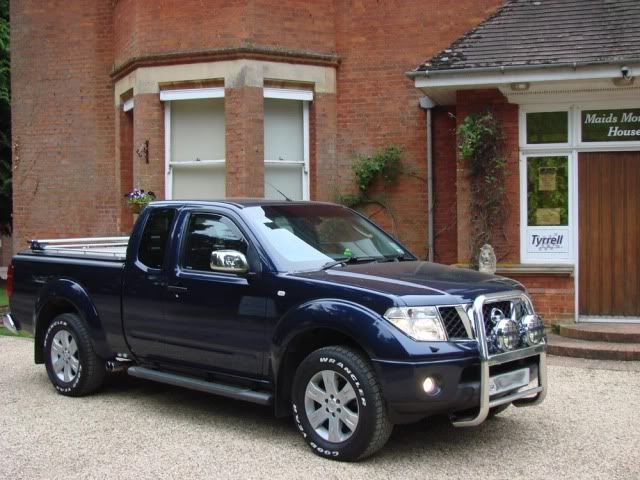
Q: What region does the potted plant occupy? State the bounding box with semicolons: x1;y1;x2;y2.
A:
125;189;156;214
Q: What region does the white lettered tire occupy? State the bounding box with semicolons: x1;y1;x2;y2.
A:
292;346;393;461
43;313;105;396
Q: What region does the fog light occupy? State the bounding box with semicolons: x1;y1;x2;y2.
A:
422;376;439;395
494;319;519;351
522;314;545;345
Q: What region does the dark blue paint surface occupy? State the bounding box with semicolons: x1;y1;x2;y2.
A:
9;200;524;417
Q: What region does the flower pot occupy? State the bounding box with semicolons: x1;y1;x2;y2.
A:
128;203;146;214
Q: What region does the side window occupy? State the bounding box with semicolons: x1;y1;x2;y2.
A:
138;208;176;269
183;214;248;272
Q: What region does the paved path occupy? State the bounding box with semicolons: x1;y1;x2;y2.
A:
1;335;639;480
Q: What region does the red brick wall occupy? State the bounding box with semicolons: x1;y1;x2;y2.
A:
11;0;118;253
432;106;458;264
508;274;576;324
455;89;520;264
132;94;165;201
333;1;502;258
117;109;134;233
311;93;338;201
225;87;265;197
113;0;337;69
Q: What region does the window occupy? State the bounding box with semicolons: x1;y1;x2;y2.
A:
182;214;248;272
526;156;569;226
581;108;640;142
264;97;308;200
165;94;226;200
138;209;176;269
243;204;411;272
526;111;568;144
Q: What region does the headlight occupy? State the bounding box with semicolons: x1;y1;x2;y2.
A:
383;306;447;341
521;314;545;346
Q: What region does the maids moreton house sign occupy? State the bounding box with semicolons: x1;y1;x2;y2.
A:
582;109;640;141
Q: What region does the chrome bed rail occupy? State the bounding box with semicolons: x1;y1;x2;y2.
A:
28;236;129;260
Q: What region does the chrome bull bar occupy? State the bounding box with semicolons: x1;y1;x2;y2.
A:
451;290;547;427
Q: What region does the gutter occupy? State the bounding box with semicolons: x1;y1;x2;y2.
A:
419;96;436;262
405;58;640;79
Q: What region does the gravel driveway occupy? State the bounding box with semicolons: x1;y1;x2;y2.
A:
1;335;639;480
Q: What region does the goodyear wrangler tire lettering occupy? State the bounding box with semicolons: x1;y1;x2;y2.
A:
291;345;393;462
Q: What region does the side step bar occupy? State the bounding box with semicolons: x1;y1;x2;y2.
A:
127;366;273;406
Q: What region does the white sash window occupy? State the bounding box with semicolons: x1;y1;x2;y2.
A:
263;89;311;201
162;88;225;199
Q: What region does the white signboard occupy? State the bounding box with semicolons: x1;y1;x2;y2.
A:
525;228;571;261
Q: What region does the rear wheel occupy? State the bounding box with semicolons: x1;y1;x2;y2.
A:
291;346;393;461
43;313;105;396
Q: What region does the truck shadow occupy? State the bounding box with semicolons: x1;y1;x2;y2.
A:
101;372;530;463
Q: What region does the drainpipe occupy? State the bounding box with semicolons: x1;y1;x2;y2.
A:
419;96;436;262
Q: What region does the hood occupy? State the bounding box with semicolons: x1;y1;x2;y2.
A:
289;261;523;306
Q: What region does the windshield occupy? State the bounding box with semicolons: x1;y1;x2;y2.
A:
242;204;413;272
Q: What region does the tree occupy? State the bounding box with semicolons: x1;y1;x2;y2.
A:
0;0;10;235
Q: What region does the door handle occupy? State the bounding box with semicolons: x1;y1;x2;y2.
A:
167;285;188;293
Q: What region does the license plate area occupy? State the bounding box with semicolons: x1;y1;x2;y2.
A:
489;367;530;396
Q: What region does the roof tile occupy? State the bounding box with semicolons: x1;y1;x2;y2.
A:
415;0;640;71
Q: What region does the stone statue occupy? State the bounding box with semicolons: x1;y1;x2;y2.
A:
478;244;497;274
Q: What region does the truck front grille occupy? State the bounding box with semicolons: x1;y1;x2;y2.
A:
438;307;469;339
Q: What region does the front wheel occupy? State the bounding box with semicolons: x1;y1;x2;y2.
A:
292;346;393;461
43;313;105;396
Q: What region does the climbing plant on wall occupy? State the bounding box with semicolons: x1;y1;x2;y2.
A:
336;145;404;233
457;111;509;268
0;0;10;235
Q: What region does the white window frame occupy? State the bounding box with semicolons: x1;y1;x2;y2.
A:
519;103;572;150
520;97;640;321
162;88;226;199
575;99;640;149
263;88;313;200
519;150;576;265
122;97;134;112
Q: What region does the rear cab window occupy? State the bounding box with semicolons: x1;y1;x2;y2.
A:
138;208;176;269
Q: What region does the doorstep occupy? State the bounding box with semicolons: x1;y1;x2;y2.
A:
547;323;640;361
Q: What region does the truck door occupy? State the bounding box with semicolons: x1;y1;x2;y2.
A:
161;209;266;377
122;207;176;360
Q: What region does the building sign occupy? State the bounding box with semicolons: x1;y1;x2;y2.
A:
582;109;640;142
526;229;569;255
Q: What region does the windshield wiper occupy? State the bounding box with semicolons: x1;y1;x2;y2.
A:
321;256;378;270
378;253;410;262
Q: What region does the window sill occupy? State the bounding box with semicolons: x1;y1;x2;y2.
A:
453;263;575;277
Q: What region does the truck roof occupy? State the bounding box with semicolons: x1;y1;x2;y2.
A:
147;199;340;209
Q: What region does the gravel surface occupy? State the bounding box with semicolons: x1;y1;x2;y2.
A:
1;335;639;480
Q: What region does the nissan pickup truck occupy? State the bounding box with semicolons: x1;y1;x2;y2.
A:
4;200;547;461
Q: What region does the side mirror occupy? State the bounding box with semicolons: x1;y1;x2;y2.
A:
210;250;249;275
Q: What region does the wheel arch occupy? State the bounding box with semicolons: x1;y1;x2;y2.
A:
271;299;405;417
34;279;111;364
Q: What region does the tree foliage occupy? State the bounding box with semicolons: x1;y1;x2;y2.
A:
0;0;10;234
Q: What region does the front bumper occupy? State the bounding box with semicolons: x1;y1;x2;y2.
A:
373;291;547;425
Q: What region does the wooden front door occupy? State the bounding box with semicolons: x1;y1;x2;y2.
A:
579;151;640;317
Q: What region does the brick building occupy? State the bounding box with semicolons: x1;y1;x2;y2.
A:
9;0;640;325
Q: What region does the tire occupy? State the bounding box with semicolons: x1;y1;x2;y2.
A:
488;403;511;418
291;346;393;461
43;313;105;396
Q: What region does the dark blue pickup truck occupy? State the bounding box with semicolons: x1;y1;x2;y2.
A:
4;200;546;460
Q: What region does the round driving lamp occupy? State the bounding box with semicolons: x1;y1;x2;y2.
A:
493;319;519;351
521;314;545;346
